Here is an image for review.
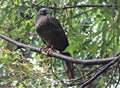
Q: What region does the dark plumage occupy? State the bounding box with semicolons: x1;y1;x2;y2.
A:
35;8;68;51
35;8;74;80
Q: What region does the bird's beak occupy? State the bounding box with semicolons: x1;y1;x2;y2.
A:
45;8;49;14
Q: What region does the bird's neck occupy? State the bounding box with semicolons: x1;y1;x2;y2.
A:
37;14;47;18
36;14;43;21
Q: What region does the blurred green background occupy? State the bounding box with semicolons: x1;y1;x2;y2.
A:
0;0;120;87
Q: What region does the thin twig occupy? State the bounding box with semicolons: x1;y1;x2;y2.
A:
105;63;118;88
80;55;120;88
31;4;119;15
115;63;120;88
62;8;97;22
36;4;118;10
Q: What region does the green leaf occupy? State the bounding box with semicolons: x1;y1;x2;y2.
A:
18;83;23;88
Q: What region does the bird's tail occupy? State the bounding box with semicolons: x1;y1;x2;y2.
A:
61;52;74;81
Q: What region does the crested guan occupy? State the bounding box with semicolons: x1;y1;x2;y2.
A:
35;8;74;80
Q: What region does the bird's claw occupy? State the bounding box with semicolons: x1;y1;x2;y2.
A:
40;46;48;52
40;46;53;55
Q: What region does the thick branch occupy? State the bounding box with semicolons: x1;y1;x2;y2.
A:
0;33;117;65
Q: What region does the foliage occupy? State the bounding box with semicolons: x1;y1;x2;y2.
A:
0;0;120;87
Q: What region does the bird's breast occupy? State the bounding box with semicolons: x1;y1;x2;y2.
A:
35;16;69;51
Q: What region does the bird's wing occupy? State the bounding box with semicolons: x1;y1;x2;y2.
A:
46;16;65;33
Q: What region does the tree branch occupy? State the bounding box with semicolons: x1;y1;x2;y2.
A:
80;55;120;88
36;4;118;10
0;33;118;65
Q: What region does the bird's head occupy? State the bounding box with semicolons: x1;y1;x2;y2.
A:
38;8;49;15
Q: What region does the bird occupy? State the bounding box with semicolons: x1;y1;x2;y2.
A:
35;8;74;80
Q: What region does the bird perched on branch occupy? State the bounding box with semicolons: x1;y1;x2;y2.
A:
35;8;74;80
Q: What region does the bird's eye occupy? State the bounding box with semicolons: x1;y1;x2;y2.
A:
39;8;48;15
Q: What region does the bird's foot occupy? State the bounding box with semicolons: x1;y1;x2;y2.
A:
40;46;53;55
46;48;53;55
40;46;49;52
